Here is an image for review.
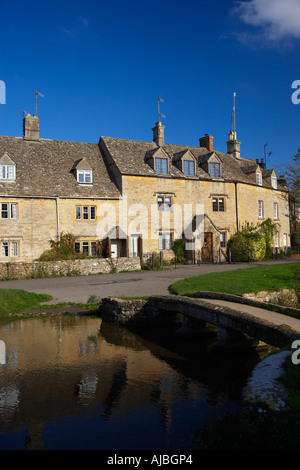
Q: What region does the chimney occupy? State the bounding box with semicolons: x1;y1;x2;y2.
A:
23;114;40;141
226;130;241;158
152;121;165;147
199;134;213;151
260;158;265;170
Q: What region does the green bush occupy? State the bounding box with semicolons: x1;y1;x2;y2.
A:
173;239;187;262
228;230;266;262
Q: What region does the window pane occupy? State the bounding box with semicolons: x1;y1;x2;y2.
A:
273;202;278;219
156;158;168;174
83;206;89;219
10;241;18;257
82;242;89;254
166;233;172;250
1;203;8;218
7;166;15;180
165;197;171;211
158;233;164;250
10;203;18;219
91;242;97;256
212;198;218;211
220;232;226;247
257;173;262;185
74;242;80;253
219;198;225;212
75;206;81;219
1;242;8;257
209;163;220;177
78;171;84;183
184;160;195;176
90;206;96;220
84;171;92;183
258;201;263;218
158;196;164;210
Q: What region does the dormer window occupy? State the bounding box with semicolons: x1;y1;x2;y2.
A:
183;160;195;176
256;172;262;186
77;169;92;184
271;176;277;189
155;157;168;175
0;153;16;182
209;162;221;178
71;158;93;185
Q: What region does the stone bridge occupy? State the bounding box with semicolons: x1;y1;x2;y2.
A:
101;294;300;351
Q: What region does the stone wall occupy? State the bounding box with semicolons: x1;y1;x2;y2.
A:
0;256;141;279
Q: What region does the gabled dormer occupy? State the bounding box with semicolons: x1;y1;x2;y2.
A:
145;147;170;175
199;152;222;178
263;169;277;189
241;162;263;186
71;158;93;184
0;152;16;182
173;149;197;176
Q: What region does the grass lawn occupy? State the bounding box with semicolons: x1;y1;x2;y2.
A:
170;263;299;296
0;289;53;316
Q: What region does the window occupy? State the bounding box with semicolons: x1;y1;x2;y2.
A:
212;197;225;212
155;158;168;174
271;176;277;189
274;232;279;248
209;162;221;178
1;240;18;258
220;232;226;247
258;200;264;218
1;203;8;219
75;205;96;220
283;233;287;248
183;160;195;176
0;203;18;219
158;232;172;250
0;164;15;181
273;202;278;219
158;196;171;211
74;241;99;257
256;172;262;186
77;170;92;184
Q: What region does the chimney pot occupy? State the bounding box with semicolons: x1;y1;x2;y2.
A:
152;121;165;146
199;134;213;151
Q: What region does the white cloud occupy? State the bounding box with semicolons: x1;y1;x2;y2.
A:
233;0;300;44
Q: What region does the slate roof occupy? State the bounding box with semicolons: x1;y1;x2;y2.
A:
0;136;120;198
100;136;285;190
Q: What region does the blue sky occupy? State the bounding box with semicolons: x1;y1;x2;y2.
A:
0;0;300;170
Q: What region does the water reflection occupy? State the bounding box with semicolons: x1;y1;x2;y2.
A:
0;316;264;450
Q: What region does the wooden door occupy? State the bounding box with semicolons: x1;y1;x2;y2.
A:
201;232;213;262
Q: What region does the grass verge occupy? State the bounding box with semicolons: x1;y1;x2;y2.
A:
0;289;53;317
170;263;299;296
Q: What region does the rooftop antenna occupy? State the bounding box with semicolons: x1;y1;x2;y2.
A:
35;90;44;116
264;143;272;167
158;97;166;122
231;92;236;134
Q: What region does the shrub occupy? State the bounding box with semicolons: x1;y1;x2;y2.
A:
228;228;266;262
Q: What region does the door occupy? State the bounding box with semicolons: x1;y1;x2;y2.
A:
201;232;213;262
111;240;121;258
131;235;142;257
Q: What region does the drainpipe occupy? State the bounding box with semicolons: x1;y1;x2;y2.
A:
56;197;60;240
235;182;239;232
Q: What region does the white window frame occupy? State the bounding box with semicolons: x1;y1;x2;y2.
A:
1;240;18;258
75;205;96;220
274;231;279;248
256;172;262;186
77;169;92;184
283;233;287;248
157;196;172;211
158;232;172;250
271;176;277;189
0;165;16;181
273;202;278;219
0;202;18;219
258;200;264;218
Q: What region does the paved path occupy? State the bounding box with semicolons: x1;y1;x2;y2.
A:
0;259;297;305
